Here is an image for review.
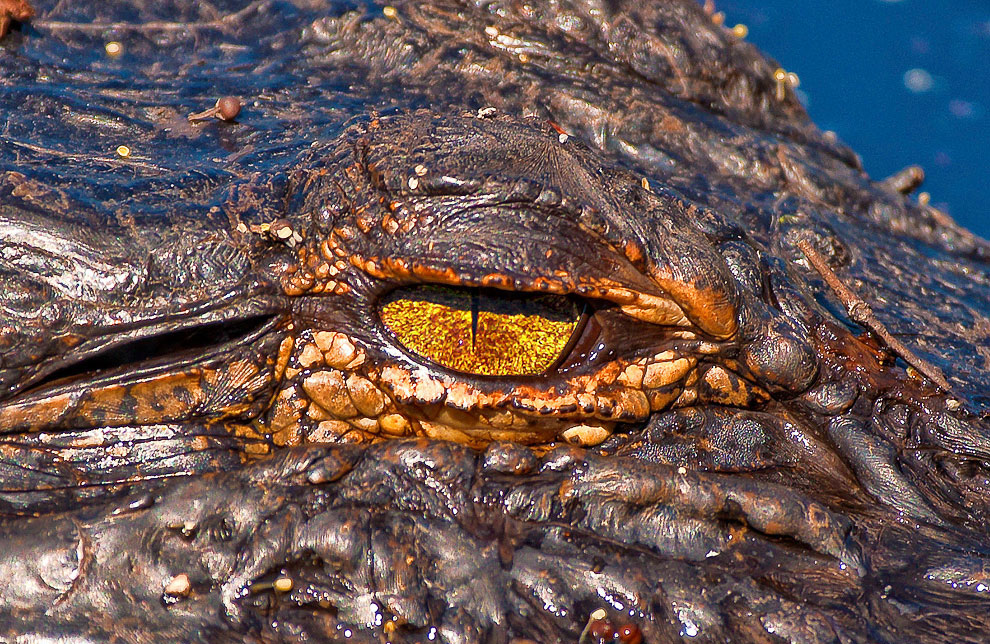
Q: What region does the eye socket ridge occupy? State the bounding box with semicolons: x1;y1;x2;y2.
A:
378;284;589;377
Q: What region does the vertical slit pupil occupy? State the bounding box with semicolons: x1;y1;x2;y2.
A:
471;290;479;349
379;285;582;376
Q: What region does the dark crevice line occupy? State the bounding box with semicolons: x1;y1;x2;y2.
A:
16;314;280;400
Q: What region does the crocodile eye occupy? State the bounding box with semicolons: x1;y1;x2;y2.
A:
379;285;583;376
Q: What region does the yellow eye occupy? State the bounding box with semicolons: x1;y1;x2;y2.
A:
379;286;582;376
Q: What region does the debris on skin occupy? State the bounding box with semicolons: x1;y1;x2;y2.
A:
188;96;242;122
797;238;951;391
880;165;925;195
215;96;241;120
163;573;191;597
773;67;800;101
579;609;643;644
236;217;303;247
0;0;32;39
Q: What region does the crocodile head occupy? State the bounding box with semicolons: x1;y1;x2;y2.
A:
2;0;990;641
0;111;982;537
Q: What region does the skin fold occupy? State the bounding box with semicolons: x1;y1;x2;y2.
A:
1;0;989;641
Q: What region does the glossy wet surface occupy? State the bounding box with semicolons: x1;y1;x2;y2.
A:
2;2;990;642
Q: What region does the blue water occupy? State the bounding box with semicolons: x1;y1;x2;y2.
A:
723;0;990;239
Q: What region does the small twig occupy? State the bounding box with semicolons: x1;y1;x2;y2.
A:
188;96;242;122
879;164;924;195
797;239;951;392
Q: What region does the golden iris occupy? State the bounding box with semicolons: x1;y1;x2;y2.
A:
379;286;581;376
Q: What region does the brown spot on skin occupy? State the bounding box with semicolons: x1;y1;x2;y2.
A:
382;215;399;234
643;357;695;389
231;423;269;457
444;380;486;410
481;273;516;289
274;335;294;382
313;331;336;353
348;416;380;433
321;333;359;369
647;387;682;411
345;373;386;416
282;281;305;297
561;423;610;446
0;392;75;430
617;363;645;388
86;373;198;424
659;114;684;133
297;343;323;369
302;370;358;418
702;365;732;393
311;419;354;442
270;387;306;445
355;214;375;234
620;293;692;327
608;388;650;418
701;365;768;407
419;420;477;444
380;413;412;436
622;239;647;268
163;574;191;597
382;366;446;405
306;402;330;421
674;388;697;406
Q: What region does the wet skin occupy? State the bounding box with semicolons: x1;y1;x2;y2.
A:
2;0;990;642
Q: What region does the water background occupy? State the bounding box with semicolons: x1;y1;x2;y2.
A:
723;0;990;239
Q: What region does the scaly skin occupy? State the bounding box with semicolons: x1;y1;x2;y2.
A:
1;0;989;642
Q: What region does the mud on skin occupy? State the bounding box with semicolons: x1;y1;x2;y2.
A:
1;0;990;642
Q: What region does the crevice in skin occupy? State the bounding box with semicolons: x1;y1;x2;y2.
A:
12;314;279;401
